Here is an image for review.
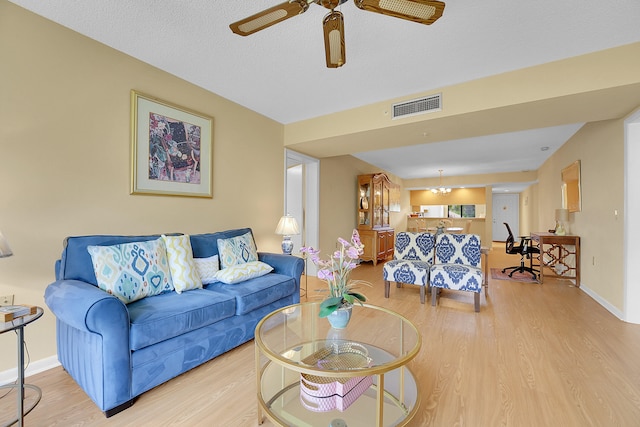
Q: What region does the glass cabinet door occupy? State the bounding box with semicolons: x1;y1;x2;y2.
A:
358;181;371;227
383;185;390;227
373;181;383;227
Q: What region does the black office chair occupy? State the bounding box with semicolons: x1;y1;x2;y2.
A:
502;222;540;280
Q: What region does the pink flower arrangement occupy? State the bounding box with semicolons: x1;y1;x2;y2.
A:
301;229;370;317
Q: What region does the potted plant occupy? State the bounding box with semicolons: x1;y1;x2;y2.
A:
301;229;370;328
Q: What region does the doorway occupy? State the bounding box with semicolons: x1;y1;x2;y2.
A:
624;108;640;323
492;193;520;241
285;150;319;275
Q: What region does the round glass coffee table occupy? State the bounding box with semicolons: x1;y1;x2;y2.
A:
255;302;421;427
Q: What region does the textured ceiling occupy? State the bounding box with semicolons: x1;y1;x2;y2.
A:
355;123;585;191
8;0;640;190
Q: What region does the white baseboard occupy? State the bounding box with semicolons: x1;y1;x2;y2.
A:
0;355;60;386
580;283;625;320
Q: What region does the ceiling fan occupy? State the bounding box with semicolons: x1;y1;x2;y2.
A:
230;0;445;68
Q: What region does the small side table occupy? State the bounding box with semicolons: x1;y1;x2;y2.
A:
1;306;43;427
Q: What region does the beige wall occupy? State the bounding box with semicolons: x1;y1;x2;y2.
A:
410;187;486;206
536;118;626;309
0;3;286;371
519;184;539;236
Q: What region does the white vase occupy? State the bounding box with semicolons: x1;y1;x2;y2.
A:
327;305;352;329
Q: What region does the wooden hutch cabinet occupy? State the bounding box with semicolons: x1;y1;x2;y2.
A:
357;173;397;265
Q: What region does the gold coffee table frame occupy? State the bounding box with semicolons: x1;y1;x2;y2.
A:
255;302;422;427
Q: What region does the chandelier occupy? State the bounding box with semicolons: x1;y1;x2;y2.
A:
431;170;452;195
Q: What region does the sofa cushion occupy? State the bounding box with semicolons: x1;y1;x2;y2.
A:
383;259;431;286
127;289;236;351
162;234;202;293
189;228;254;259
193;255;219;284
217;231;259;268
59;234;169;285
215;261;273;284
87;238;174;304
205;273;297;315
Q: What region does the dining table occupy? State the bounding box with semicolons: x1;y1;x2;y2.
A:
426;227;464;234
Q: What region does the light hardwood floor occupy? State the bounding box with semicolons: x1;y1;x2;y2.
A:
3;243;640;426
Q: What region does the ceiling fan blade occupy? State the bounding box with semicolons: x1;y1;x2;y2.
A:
323;11;346;68
230;0;310;36
354;0;445;25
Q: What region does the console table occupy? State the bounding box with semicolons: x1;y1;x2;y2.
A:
530;232;580;286
0;306;43;426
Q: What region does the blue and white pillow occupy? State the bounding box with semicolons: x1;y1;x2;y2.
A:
87;238;173;303
217;232;258;269
434;234;481;267
394;232;435;262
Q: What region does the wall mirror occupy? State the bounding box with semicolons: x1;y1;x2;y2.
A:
561;160;581;212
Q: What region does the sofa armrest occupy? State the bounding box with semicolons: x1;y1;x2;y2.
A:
258;252;304;278
44;279;132;413
45;279;130;333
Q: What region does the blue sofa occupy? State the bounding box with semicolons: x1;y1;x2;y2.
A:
44;228;304;417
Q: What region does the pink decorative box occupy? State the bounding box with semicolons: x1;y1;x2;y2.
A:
299;342;373;412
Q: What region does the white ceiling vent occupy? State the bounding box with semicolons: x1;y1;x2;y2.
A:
392;94;442;119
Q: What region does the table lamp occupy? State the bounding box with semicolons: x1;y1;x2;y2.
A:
0;230;13;258
555;209;569;235
275;215;300;255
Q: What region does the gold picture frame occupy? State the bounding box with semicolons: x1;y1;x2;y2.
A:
561;160;581;212
130;90;213;198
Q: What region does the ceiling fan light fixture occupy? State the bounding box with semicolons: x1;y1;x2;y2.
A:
354;0;445;25
323;11;346;68
230;0;446;66
319;0;348;10
230;0;310;36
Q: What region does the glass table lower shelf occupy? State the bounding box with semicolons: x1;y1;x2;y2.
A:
260;347;418;427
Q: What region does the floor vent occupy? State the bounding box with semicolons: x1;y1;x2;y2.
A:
392;94;442;119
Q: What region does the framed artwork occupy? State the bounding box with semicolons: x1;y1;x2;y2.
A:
130;90;213;197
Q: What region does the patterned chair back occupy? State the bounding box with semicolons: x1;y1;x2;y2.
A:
394;232;435;264
434;234;482;268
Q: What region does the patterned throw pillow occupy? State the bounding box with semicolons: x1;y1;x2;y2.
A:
87;238;173;304
193;255;220;284
217;232;258;269
215;261;273;285
162;235;203;294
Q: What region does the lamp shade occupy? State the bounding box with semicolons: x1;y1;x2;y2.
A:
555;208;569;222
275;215;300;236
0;231;13;258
